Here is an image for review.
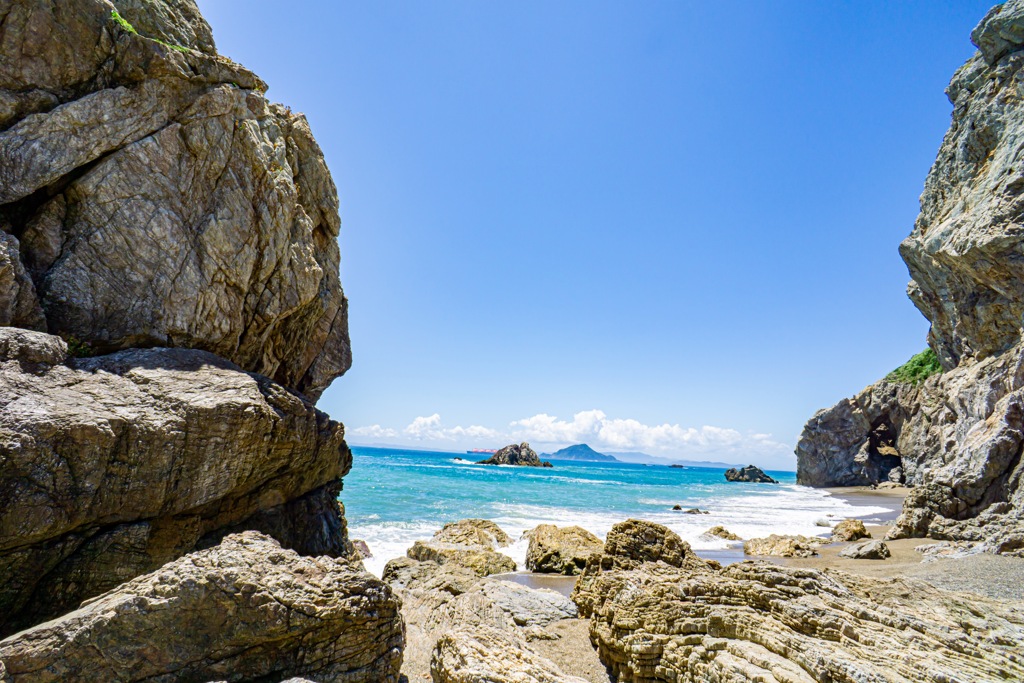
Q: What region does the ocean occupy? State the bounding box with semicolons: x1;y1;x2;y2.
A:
342;446;892;577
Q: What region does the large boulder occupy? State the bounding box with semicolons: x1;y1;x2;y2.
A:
383;557;583;682
0;0;350;400
0;328;352;635
796;1;1024;554
431;625;587;683
831;518;871;542
434;519;511;548
407;540;516;577
0;532;404;683
525;524;603;575
838;539;891;560
576;560;1024;683
477;442;552;467
572;519;713;616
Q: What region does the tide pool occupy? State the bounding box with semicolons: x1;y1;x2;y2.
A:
342;446;890;576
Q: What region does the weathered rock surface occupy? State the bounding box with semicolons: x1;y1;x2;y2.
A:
838;539;891;559
478;441;553;467
572;520;714;616
743;534;827;558
434;518;511;548
0;328;353;634
701;525;741;541
831;518;871;542
574;559;1024;683
431;625;588;683
0;0;350;400
407;540;516;576
383;556;584;683
525;524;603;575
0;533;404;683
797;1;1024;555
724;464;777;483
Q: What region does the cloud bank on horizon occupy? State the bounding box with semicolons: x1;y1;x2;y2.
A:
349;409;791;462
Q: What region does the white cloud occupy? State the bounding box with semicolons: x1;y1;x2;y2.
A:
350;409;788;459
349;424;398;439
402;414;501;441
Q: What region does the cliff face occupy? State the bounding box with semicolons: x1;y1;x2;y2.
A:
797;1;1024;555
0;2;405;677
0;0;350;401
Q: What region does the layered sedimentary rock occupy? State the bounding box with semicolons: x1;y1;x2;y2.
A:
797;1;1024;555
574;559;1024;683
0;0;350;400
384;550;583;683
0;533;404;683
0;327;352;634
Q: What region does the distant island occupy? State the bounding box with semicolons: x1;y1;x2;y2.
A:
543;444;618;462
605;451;738;469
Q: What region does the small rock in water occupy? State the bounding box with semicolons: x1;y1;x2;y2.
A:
839;540;890;560
724;465;778;483
815;518;831;527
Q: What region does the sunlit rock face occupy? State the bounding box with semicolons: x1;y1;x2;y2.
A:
0;0;351;401
797;1;1024;556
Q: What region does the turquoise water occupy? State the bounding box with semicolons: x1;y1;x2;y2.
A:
342;446;890;576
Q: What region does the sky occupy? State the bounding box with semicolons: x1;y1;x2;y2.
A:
197;1;995;469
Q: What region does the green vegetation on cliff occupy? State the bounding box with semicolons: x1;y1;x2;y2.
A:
886;348;942;385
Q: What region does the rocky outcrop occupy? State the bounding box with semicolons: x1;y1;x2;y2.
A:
702;525;741;541
434;518;511;548
431;625;587;683
407;540;516;577
831;518;870;542
0;532;404;683
383;556;584;683
797;1;1024;555
0;328;353;635
743;534;827;558
724;464;777;483
0;0;350;400
525;524;603;575
574;559;1024;683
477;441;552;467
572;520;714;616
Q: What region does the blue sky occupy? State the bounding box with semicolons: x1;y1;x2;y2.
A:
197;1;993;468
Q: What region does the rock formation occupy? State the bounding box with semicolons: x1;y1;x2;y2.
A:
724;464;777;483
384;542;584;682
0;0;350;401
0;0;384;678
701;525;741;541
743;534;827;558
0;533;404;683
831;518;870;542
796;0;1024;556
0;328;353;634
573;556;1024;682
407;539;517;576
478;441;553;467
525;524;603;575
434;518;512;548
838;539;890;560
